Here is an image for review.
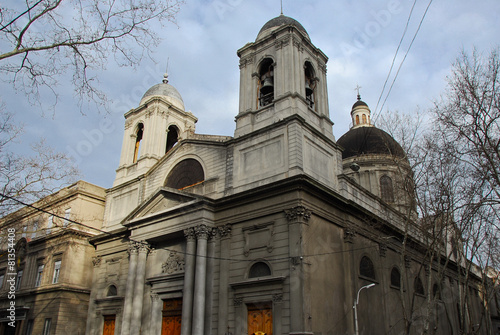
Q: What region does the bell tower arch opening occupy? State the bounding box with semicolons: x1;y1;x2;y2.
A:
258;58;274;107
304;61;316;109
133;123;144;163
166;125;179;153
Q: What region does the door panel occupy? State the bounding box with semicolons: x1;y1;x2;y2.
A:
248;306;272;335
103;315;115;335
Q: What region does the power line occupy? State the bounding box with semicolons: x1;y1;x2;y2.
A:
374;0;418;116
0;192;385;263
376;0;434;119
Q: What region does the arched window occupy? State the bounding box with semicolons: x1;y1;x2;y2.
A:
355;115;360;125
304;61;316;109
380;175;394;203
249;262;271;278
258;58;274;107
107;285;117;297
165;159;204;190
166;125;179;153
390;267;401;288
133;123;144;163
362;114;367;124
359;256;376;280
414;276;425;295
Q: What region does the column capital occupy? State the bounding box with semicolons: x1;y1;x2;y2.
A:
194;224;211;240
217;224;232;239
151;291;160;301
136;241;151;254
284;206;312;223
184;227;196;241
128;241;139;255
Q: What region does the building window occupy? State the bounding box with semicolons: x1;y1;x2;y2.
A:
304;61;316;109
63;208;71;227
47;215;53;234
362;114;367;124
380;175;395;203
165;159;205;190
31;222;38;239
166;125;179;153
42;318;52;335
258;58;274;107
359;256;376;280
25;319;34;335
249;262;271;278
52;260;61;284
16;269;23;290
390;267;401;288
107;285;118;297
35;264;44;287
414;276;425;296
133;123;144;163
355;115;360;125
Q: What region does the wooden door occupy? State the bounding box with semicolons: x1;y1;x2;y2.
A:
161;298;182;335
103;315;115;335
248;304;272;335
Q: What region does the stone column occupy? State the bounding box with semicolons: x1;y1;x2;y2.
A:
150;291;162;335
121;242;139;335
181;228;196;335
204;228;217;335
192;224;210;335
217;225;231;334
285;205;312;335
130;242;150;335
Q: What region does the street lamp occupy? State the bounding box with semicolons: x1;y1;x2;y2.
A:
353;283;376;335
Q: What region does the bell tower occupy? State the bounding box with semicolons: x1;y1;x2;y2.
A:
235;15;333;140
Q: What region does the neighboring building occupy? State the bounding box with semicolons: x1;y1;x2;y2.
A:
0;181;106;335
84;14;493;335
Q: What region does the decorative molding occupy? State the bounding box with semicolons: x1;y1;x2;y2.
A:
194;224;211;240
233;297;243;306
184;227;196;241
379;243;387;257
284;206;312;223
344;228;356;244
92;256;102;267
404;255;411;268
151;291;160;301
272;293;283;303
128;241;139;256
218;225;232;239
290;256;302;266
162;251;185;274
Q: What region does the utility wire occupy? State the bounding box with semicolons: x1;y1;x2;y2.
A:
0;192;387;263
374;0;418;116
376;0;434;119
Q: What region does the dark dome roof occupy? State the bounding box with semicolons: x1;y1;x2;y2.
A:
352;99;368;109
257;15;309;40
337;127;406;160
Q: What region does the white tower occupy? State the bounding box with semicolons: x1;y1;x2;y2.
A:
235;15;333;140
114;74;197;187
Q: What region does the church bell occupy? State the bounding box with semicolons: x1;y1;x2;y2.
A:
260;77;274;95
305;81;313;96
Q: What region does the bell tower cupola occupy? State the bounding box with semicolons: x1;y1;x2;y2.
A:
350;93;373;129
235;15;333;140
113;72;198;187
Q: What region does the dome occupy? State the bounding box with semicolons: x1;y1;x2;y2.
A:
140;77;184;110
352;99;368;109
337;126;406;160
257;14;310;40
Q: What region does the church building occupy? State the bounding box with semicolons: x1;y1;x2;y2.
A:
84;15;495;335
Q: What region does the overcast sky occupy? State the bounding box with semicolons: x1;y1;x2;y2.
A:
2;0;500;189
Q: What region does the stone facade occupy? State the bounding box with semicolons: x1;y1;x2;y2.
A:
83;15;498;335
0;181;106;335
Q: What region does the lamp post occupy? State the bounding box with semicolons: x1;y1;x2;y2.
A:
353;283;376;335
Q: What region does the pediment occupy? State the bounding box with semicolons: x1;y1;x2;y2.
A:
123;188;201;223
